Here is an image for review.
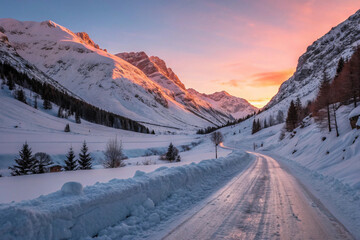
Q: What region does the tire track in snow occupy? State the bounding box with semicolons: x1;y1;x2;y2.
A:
161;152;354;240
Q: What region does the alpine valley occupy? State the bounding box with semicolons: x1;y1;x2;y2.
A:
1;8;360;240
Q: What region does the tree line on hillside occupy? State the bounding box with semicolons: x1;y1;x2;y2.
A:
311;50;360;135
0;61;153;134
197;113;255;134
252;110;285;134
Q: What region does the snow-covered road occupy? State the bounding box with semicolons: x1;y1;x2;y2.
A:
161;152;354;240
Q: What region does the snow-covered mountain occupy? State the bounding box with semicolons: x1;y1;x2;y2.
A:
0;26;78;98
0;19;256;130
117;51;257;120
188;89;257;119
116;51;233;125
265;9;360;113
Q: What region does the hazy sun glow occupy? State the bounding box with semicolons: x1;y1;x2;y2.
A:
1;0;359;107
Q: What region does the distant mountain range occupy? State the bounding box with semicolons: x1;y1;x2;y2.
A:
0;19;257;130
2;8;359;130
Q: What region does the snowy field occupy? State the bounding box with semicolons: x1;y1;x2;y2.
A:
0;88;231;203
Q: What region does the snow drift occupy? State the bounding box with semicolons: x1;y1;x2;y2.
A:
0;151;252;240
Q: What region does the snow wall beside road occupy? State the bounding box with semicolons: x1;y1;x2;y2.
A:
0;151;252;240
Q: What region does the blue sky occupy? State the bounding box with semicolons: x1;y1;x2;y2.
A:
1;0;359;107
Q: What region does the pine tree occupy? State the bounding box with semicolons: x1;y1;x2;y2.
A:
78;141;92;169
313;72;332;132
9;142;36;176
286;100;298;132
16;89;26;104
57;107;63;118
336;57;345;77
64;147;77;171
166;143;175;161
7;78;14;90
34;95;38;109
295;97;303;123
252;118;262;134
257;119;261;131
164;142;180;162
75;112;81;124
64;123;70;132
43;98;52;110
263;119;268;128
252;119;256;134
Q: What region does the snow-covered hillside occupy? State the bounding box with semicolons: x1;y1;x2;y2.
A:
265;9;360;114
0;19;255;130
0;26;79;99
0;85;231;198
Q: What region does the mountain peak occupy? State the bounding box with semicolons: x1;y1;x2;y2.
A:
41;20;56;28
76;32;100;50
188;89;257;119
117;51;185;89
210;91;231;98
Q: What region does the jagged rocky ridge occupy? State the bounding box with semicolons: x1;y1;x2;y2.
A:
266;9;360;113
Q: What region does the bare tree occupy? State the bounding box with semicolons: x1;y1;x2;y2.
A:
103;137;124;168
34;152;53;173
211;132;224;159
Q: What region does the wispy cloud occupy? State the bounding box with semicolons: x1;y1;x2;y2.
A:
219;69;294;88
220;79;241;87
248;69;294;87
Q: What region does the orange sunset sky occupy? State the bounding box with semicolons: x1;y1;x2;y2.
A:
1;0;360;107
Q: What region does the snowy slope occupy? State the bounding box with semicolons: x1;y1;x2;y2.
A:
0;28;79;98
265;9;360;113
0;18;238;129
116;51;235;124
188;89;257;119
